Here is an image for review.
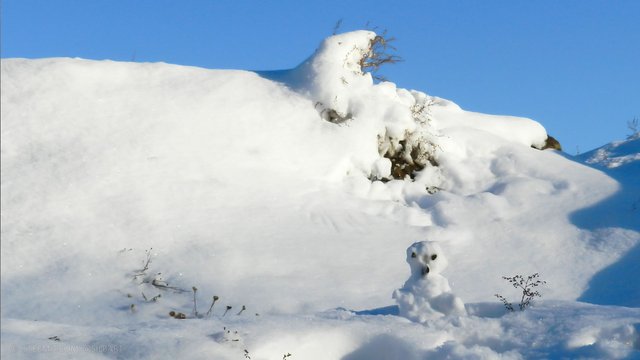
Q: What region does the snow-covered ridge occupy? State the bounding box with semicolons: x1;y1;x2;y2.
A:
261;31;550;185
2;31;639;359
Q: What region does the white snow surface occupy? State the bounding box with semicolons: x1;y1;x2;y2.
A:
2;31;639;359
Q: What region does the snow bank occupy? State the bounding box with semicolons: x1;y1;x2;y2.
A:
2;30;639;359
2;303;638;359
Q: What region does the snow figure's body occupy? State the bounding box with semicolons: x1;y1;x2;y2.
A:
393;241;466;323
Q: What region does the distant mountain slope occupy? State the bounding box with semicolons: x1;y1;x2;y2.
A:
579;133;640;170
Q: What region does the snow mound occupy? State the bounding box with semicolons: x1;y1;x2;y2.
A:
262;31;548;183
2;31;639;359
574;133;640;307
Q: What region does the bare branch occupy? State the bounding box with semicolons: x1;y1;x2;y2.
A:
359;33;403;81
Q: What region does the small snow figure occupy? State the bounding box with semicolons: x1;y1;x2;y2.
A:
393;241;466;323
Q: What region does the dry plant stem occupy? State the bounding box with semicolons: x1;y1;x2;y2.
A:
628;117;639;138
206;296;219;317
495;293;514;312
332;19;342;35
150;279;188;293
192;287;198;317
133;248;153;279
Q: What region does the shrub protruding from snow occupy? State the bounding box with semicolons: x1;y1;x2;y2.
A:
495;273;546;312
532;135;562;151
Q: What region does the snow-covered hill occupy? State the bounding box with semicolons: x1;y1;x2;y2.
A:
2;31;639;359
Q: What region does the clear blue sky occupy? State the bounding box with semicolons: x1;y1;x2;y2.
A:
2;0;638;153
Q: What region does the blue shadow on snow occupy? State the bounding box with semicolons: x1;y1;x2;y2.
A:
571;157;640;307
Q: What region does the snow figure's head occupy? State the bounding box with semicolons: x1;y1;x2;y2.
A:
406;241;448;279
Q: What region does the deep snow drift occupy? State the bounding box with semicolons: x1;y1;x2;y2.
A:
2;31;639;359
